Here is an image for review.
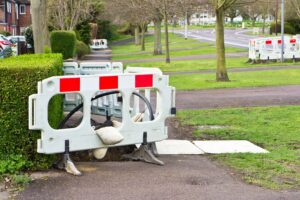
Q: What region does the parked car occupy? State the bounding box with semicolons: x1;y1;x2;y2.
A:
0;35;13;57
0;45;12;58
0;34;13;49
7;35;32;49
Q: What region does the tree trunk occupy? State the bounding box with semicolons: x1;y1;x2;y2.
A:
164;14;170;63
153;19;162;55
31;0;48;53
187;13;191;25
252;18;256;27
141;24;145;51
215;8;229;82
134;26;140;45
262;17;266;34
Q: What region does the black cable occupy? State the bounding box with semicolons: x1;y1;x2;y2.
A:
132;92;154;121
59;91;154;129
59;91;119;129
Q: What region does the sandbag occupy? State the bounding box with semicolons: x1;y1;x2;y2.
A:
95;126;124;145
93;148;108;159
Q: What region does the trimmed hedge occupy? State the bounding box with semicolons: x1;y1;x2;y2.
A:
50;31;76;59
0;54;63;173
76;21;92;45
76;40;90;59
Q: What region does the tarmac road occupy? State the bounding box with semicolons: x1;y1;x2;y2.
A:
175;28;257;48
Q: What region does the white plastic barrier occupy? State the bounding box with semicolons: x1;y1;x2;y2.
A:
90;39;108;49
79;62;112;75
249;36;300;61
284;38;300;59
63;62;81;111
111;62;123;72
125;67;165;121
63;62;79;75
79;62;123;117
28;72;176;154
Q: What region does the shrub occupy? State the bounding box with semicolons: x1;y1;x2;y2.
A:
97;20;119;41
44;45;51;54
270;22;296;35
50;31;76;59
0;31;11;36
11;174;32;186
23;26;34;50
76;40;90;59
76;21;92;45
0;155;32;174
286;19;300;33
0;54;63;173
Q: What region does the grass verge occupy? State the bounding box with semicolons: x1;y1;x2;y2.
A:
170;69;300;90
178;106;300;190
112;33;244;61
127;58;299;72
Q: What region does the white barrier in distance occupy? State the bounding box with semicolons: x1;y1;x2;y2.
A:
90;39;108;50
249;36;300;61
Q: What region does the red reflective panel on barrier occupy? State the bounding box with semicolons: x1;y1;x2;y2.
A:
60;78;80;92
290;39;296;43
135;74;153;88
278;40;282;44
265;40;272;45
99;76;118;90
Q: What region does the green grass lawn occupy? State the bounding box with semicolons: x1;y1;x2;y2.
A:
112;33;244;61
110;34;133;43
127;58;300;72
178;106;300;190
170;69;300;90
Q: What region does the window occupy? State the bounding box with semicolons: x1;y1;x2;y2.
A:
7;2;11;13
19;4;26;14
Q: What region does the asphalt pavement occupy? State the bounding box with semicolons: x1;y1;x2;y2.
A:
18;157;300;200
175;28;257;48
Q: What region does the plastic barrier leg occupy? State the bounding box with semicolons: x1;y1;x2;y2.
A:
54;140;82;176
123;132;164;165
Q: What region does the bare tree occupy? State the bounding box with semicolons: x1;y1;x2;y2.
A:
210;0;238;81
152;8;163;55
291;0;300;19
48;0;93;30
210;0;256;82
225;5;240;23
104;0;152;51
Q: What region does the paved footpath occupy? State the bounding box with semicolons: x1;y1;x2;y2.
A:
176;85;300;110
17;50;300;200
18;157;299;200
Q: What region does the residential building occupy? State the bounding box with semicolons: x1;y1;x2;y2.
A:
0;0;31;35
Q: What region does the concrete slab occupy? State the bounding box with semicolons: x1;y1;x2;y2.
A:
136;140;204;155
193;140;269;154
156;140;205;155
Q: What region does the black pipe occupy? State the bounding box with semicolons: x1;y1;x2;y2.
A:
59;91;154;129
